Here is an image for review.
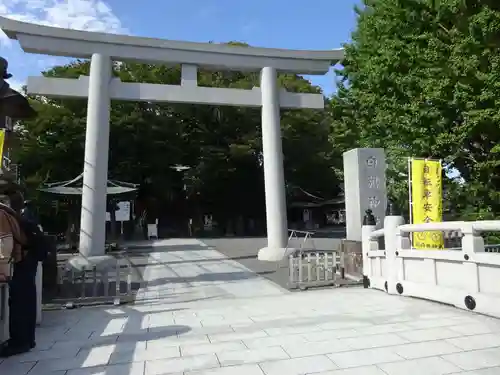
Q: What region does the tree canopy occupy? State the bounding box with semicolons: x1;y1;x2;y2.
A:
15;46;340;233
13;1;500;234
331;0;500;219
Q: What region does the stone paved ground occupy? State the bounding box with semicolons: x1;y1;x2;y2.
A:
2;239;500;375
122;236;343;290
200;237;343;289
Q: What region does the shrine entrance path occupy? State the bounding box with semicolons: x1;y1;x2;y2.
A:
2;239;500;375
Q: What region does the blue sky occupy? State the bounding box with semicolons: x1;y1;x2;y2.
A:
1;0;360;95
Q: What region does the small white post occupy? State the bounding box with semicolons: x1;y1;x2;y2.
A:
384;215;405;294
36;262;43;324
461;224;483;295
181;64;198;87
395;229;410;283
462;225;485;255
362;220;377;288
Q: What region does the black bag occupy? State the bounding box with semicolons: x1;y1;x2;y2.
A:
18;217;49;262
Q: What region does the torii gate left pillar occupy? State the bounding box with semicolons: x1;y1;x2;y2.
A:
79;54;111;258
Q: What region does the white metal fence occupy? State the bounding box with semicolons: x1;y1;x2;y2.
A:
286;229;361;290
52;260;136;307
288;249;338;290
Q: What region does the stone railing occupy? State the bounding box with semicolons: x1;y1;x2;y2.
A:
362;217;500;318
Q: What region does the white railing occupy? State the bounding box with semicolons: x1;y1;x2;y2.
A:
485;244;500;253
52;260;135;308
362;224;388;291
288;249;338;290
287;229;314;250
287;229;346;290
362;216;500;318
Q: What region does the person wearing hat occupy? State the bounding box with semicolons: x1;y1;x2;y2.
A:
0;190;38;357
0;56;36;119
0;56;13;80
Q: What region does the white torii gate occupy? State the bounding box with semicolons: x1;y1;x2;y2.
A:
0;16;343;262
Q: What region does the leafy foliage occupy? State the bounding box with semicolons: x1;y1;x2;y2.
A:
16;0;500;234
332;0;500;218
15;50;339;231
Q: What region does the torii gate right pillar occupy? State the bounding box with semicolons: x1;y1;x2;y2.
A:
258;67;289;261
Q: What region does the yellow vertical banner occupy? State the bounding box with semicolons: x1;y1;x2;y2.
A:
411;159;444;249
0;129;5;164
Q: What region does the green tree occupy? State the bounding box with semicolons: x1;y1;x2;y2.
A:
15;50;338;231
333;0;500;218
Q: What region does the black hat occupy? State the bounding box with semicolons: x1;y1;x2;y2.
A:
0;57;12;79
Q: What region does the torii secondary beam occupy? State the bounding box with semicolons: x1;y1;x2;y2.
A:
27;75;325;109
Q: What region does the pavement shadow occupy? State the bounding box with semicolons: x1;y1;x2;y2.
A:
25;305;193;374
200;237;343;289
123;244;209;254
144;270;265;289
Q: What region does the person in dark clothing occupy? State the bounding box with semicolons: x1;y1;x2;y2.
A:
0;192;38;357
21;200;39;226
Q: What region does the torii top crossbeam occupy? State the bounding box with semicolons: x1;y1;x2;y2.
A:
0;16;343;109
0;16;343;74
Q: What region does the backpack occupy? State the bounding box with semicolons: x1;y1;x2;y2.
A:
0;204;20;261
0;203;49;262
17;217;49;262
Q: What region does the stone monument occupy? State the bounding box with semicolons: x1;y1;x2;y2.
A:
343;148;387;241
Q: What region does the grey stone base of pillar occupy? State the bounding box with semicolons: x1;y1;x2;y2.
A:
257;246;296;262
67;254;116;272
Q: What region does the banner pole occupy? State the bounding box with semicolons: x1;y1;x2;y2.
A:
0;129;5;169
408;157;413;224
439;159;443;221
